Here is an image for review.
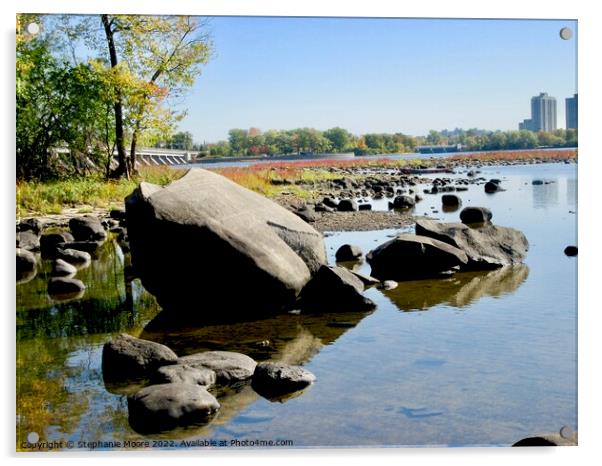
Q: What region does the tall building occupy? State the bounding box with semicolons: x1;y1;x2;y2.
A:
565;93;578;129
530;92;557;132
519;119;533;131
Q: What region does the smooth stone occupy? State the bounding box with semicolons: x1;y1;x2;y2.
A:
16;248;37;276
337;199;358;212
564;245;578;256
358;203;372;211
380;280;398;290
460;206;493;224
484;181;502;193
102;333;178;380
335;244;363;262
349;270;381;287
152;364;216;387
51;258;77;277
56;248;92;267
47;277;85;296
69;215;107;241
392;195;415;208
178;351;257;384
128;383;220;432
298;265;376;312
40;232;75;256
17;217;43;235
441;194;461;206
252;362;316;400
56;240;103;254
16;231;40;251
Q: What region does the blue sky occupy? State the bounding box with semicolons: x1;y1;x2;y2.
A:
168;17;576;142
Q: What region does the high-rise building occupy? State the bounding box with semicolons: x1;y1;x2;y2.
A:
519;119;533;131
530;92;557;132
565;93;578;129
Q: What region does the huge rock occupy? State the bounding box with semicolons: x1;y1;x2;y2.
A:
178;351;257;384
460;206;492;224
298;265;376;311
366;234;468;280
16;231;40;251
102;333;178;381
125;169;327;313
415;218;529;270
252;362;316;399
69;216;107;241
128;383;220;432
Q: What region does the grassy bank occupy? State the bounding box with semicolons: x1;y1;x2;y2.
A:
16;149;576;217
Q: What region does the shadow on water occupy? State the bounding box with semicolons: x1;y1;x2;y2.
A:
380;265;529;312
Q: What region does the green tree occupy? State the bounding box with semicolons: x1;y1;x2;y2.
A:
323;127;352;152
228;129;249;156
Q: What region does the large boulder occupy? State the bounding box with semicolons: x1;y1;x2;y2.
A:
102;333;178;381
40;232;75;257
460;206;492;224
298;265;376;311
56;248;91;268
177;351;257;384
152;364;216;387
50;259;77;277
128;383;220;432
125;169;327;313
69;216;107;241
366;234;468;280
16;248;37;277
415;218;529;270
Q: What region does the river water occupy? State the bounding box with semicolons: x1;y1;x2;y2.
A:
16;162;577;449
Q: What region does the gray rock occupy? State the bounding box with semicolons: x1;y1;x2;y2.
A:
484;181;502;193
47;277;85;296
392;195;415;208
102;333;178;380
366;234;468;280
252;362;316;399
125;169;326;313
16;248;36;276
532;179;544;185
441;194;461;206
460;206;493;224
57;240;103;254
178;351;257;384
17;218;43;235
152;364;216;387
298;265;376;311
16;231;40;251
56;248;91;267
335;244;363;262
337;199;358;212
51;258;77;277
564;245;578;256
295;206;319;223
322;197;339;208
349;270;380;287
69;215;107;241
40;232;75;257
128;383;220;432
415;218;529;270
513;431;577;447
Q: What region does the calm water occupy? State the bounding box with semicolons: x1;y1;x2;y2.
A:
16;162;577;449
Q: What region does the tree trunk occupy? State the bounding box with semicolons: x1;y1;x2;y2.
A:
129;124;140;175
101;14;129;179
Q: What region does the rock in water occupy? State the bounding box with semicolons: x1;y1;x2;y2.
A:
47;277;85;296
40;232;75;257
335;244;363;262
415;218;529;270
51;259;78;277
298;265;376;311
16;248;37;277
16;231;40;251
125;169;326;313
152;364;216;387
69;216;107;241
17;218;43;235
56;248;91;268
178;351;257;384
564;245;578;256
392;195;415;208
337;199;358;212
441;194;461;206
252;362;316;400
128;383;220;432
102;333;178;381
366;234;468;280
459;206;493;224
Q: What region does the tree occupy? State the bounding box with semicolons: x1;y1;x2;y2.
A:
323;127;351;152
228;129;249;156
95;15;212;177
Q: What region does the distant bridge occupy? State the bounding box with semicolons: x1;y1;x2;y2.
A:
54;147;195;167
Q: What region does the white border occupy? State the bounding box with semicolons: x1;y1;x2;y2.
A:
3;1;600;466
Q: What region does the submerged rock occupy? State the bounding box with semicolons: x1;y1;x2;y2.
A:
252;362;316;400
47;277;85;296
125;169;326;313
128;383;220;432
415;219;529;270
298;265;376;312
335;244;363;262
51;259;78;277
102;333;178;381
152;364;216;387
178;351;257;384
366;234;468;280
459;206;493;225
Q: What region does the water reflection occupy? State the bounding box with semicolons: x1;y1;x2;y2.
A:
532;179;558;210
381;265;529;312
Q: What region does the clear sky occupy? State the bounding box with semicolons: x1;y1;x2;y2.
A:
169;17;577;142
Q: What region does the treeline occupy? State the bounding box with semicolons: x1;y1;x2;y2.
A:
16;14;212;181
200;127;577;158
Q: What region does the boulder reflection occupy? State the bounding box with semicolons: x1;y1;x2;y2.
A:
381;265;529;312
